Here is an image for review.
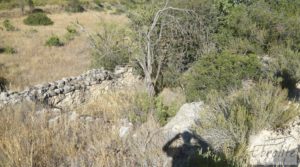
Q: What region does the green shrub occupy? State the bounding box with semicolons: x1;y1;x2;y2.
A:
0;64;8;91
66;25;77;34
65;0;85;13
3;19;17;31
63;25;78;42
182;52;261;102
45;36;63;47
154;97;178;126
91;23;132;71
188;149;234;167
268;46;300;91
197;81;298;166
23;13;53;26
0;46;16;54
128;92;153;124
0;76;8;91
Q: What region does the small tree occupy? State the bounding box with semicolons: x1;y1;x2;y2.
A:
18;0;34;14
130;0;212;96
28;0;34;12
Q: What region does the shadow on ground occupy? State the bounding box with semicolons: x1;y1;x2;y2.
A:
162;131;232;167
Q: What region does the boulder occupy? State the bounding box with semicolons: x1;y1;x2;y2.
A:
160;102;210;166
162;102;205;145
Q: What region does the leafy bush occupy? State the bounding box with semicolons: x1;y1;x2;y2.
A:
128;92;153;124
45;36;63;47
197;81;298;166
0;46;16;54
0;64;8;91
154;97;178;126
65;0;85;13
268;46;300;91
3;19;17;31
23;13;53;26
91;23;132;71
63;25;78;42
182;52;261;101
0;77;7;91
188;149;234;167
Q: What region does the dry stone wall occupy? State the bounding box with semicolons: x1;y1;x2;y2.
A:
0;68;118;109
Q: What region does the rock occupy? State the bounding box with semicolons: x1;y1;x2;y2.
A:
48;90;57;97
54;89;62;94
114;66;127;75
0;92;8;101
119;126;131;138
248;117;300;166
84;81;91;86
162;102;204;144
159;102;209;166
68;112;78;121
57;80;65;88
119;118;133;138
63;86;71;93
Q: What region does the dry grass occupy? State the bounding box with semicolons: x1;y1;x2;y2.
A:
0;86;166;167
0;10;128;91
0;102;127;167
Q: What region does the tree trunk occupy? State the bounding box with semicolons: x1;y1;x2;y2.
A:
145;73;155;97
19;0;25;14
28;0;34;13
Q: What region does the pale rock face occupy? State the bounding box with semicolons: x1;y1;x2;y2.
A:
249;117;300;166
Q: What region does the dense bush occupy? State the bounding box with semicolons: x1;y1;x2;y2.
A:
91;23;131;71
125;0;218;95
63;25;78;42
0;77;7;91
269;46;300;90
128;92;153;124
154;97;178;126
182;52;261;101
197;81;297;166
45;36;64;47
214;0;300;83
3;19;17;31
0;46;16;54
0;64;8;91
23;13;53;26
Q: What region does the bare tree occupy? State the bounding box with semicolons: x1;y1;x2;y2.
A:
134;0;206;96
